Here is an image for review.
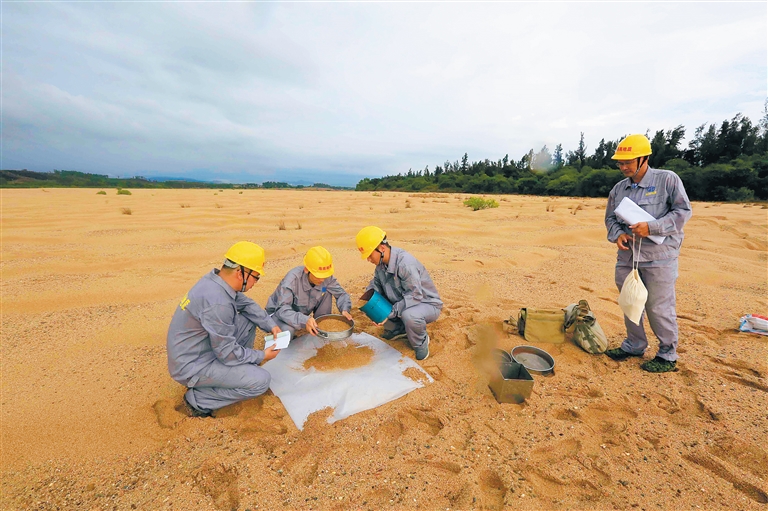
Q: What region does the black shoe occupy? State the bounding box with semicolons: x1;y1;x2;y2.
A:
605;348;642;361
176;395;212;418
382;327;408;341
641;357;678;373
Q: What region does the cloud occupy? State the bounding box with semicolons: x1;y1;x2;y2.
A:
2;2;765;184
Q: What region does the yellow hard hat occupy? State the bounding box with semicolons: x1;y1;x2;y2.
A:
356;226;386;260
612;134;652;160
225;241;266;276
304;246;334;279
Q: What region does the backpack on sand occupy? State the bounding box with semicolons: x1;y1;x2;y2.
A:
564;300;608;354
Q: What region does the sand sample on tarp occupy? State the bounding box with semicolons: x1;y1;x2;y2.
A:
316;317;351;332
303;343;374;371
402;366;429;384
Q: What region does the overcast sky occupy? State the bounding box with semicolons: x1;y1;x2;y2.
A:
2;2;766;186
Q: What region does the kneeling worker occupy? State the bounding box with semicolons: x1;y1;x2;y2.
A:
265;246;353;336
356;226;443;361
166;241;282;417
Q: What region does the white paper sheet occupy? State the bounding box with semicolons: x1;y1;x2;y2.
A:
263;332;432;430
264;330;291;350
614;197;666;245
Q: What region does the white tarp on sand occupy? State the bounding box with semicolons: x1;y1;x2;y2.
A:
263;332;432;430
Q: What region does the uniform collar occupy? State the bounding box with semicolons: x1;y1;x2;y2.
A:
210;269;237;299
298;266;324;290
623;166;655;189
386;247;401;274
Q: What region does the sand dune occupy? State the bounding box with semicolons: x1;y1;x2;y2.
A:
2;188;767;510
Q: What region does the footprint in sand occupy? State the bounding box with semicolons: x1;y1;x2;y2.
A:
683;452;768;504
194;461;240;511
707;434;768;480
477;469;507;510
152;398;184;429
399;407;445;436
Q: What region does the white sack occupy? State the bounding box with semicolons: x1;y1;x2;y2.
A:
618;269;648;325
614;197;666;245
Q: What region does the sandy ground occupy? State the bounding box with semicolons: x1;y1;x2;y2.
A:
1;188;767;511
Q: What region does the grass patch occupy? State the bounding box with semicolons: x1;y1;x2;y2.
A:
296;221;302;230
117;188;132;195
299;204;304;209
463;197;498;211
214;203;223;208
239;191;243;194
389;208;399;213
121;208;132;215
372;192;382;197
180;203;191;208
405;200;411;208
97;190;106;195
278;220;286;230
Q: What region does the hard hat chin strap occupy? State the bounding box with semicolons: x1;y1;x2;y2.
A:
631;156;648;181
240;266;248;293
377;247;386;267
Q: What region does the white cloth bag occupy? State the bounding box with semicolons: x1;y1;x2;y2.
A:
618;237;648;325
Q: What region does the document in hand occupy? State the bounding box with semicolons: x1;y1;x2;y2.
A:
614;197;666;245
264;331;291;350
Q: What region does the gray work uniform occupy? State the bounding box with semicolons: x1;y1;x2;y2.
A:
605;167;692;361
166;269;278;413
265;266;352;336
366;247;443;349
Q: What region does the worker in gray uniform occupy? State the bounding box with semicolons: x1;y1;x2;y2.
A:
355;226;443;361
166;241;282;417
604;134;692;373
265;246;353;337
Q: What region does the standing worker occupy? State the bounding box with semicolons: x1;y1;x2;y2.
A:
604;134;692;373
166;241;282;417
265;246;353;337
356;226;443;361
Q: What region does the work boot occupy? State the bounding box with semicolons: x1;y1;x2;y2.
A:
605;347;642;361
414;336;430;361
382;325;408;341
641;357;677;373
176;394;212;418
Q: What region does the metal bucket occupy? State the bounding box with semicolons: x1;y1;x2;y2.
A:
315;314;354;341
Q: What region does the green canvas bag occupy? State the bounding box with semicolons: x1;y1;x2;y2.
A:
517;307;566;344
564;300;608;354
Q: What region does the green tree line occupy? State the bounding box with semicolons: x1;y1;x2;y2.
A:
0;170;348;190
356;108;768;201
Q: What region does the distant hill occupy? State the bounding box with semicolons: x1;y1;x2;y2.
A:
0;169;352;190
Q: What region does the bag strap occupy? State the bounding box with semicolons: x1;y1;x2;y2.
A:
631;235;643;272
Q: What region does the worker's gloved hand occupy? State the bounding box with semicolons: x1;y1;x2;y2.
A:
306;317;319;336
616;233;632;251
262;345;280;363
341;310;353;321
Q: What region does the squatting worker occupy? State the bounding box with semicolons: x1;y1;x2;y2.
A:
356;226;443;361
604;134;692;373
265;246;353;337
166;241;282;417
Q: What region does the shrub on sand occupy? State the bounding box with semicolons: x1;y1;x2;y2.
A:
117;188;132;195
463;197;498;211
121;208;132;215
97;190;106;195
